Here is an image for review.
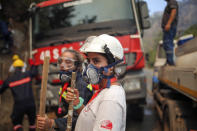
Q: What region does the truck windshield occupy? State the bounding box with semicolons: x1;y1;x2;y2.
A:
32;0;137;47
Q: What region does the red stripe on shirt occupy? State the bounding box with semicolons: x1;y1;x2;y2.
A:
9;77;31;88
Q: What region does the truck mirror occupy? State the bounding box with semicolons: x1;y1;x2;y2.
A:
137;1;151;29
139;1;149;18
142;19;151;29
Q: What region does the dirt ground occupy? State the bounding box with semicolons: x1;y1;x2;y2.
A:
0;89;13;131
0;48;34;131
0;84;57;131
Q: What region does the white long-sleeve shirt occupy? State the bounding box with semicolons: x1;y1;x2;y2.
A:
75;85;126;131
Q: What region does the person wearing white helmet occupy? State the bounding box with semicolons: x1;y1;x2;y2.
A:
65;34;126;131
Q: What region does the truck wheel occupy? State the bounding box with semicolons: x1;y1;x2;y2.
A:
163;106;172;131
163;101;187;131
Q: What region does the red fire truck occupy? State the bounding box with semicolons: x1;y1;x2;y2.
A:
29;0;150;119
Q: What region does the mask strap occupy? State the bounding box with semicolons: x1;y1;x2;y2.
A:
106;59;123;68
106;79;111;88
101;59;123;73
101;59;123;88
59;69;77;75
106;76;118;88
102;74;114;79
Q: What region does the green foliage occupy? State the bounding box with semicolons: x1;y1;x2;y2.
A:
146;32;162;67
183;23;197;36
0;0;45;22
146;48;157;67
154;32;163;44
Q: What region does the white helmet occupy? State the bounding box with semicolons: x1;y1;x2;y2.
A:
80;34;124;61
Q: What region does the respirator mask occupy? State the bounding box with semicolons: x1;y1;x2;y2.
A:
57;57;78;83
82;59;123;86
59;70;72;83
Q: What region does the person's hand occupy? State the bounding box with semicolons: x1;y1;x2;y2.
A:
36;115;54;130
165;23;171;31
66;87;80;106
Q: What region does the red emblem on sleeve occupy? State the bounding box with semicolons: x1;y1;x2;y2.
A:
100;120;113;130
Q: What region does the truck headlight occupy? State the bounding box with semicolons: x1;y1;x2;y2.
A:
123;79;141;92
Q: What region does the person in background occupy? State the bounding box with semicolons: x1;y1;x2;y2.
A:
0;59;37;131
9;54;27;73
67;34;126;131
162;0;179;65
0;3;13;54
36;49;93;131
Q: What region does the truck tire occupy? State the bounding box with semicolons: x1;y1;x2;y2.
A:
163;101;187;131
163;106;173;131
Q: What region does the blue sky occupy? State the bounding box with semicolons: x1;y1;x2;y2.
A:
144;0;167;15
145;0;182;15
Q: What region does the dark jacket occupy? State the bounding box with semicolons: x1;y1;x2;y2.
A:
0;66;38;105
55;72;93;131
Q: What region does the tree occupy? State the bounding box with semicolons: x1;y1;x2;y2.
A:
183;23;197;36
0;0;45;54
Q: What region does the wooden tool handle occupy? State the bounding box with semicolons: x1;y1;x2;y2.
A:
37;56;50;131
66;72;77;131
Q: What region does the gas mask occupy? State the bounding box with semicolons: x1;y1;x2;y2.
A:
58;57;78;83
82;59;123;86
59;70;72;83
82;64;104;85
